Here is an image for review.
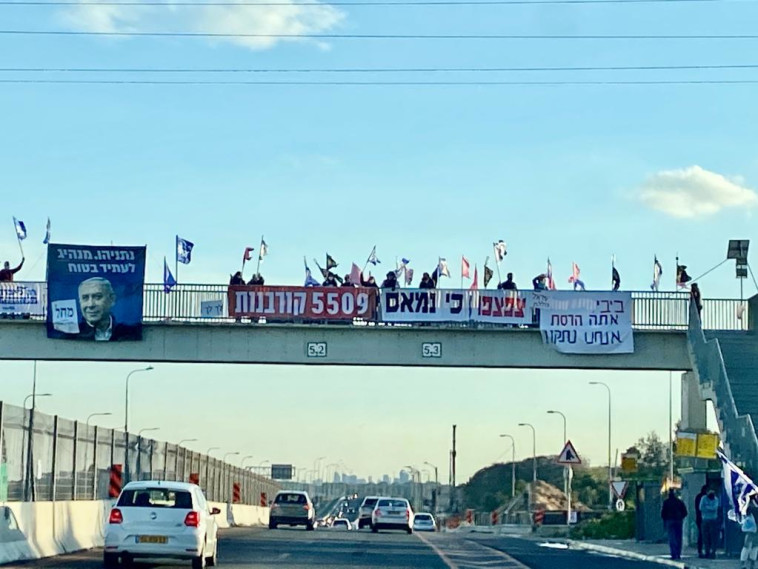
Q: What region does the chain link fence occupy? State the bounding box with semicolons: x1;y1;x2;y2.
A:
0;401;279;504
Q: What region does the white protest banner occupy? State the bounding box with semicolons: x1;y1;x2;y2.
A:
0;282;45;316
200;299;225;318
539;291;634;354
380;289;470;323
471;290;531;325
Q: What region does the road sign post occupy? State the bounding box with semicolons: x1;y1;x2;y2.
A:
557;441;582;529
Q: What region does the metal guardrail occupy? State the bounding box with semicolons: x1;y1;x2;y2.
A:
0;282;750;331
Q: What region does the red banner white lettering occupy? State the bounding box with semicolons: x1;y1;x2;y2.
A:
228;286;377;321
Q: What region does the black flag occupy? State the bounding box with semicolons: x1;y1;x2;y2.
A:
326;253;338;271
612;267;621;291
484;264;494;287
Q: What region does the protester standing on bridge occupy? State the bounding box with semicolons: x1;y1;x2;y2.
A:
0;257;24;282
691;283;703;317
322;272;339;287
341;274;355;287
360;274;378;288
532;273;547;291
229;271;245;286
248;273;265;286
695;484;708;558
419;272;435;289
661;489;688;560
381;271;398;290
700;487;721;559
498;272;517;290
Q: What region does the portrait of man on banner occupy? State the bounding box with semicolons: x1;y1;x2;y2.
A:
46;244;146;341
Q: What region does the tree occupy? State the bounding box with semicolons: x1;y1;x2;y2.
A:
629;431;668;479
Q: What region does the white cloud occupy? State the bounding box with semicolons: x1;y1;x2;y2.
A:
636;165;758;218
60;0;345;50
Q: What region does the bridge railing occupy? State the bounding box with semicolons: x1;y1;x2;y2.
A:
1;282;750;331
0;401;280;504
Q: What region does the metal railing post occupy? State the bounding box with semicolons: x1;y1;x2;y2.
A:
51;416;58;502
163;442;169;481
72;421;78;500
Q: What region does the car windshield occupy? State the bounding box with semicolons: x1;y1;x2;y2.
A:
118;488;193;509
378;499;407;508
276;493;307;504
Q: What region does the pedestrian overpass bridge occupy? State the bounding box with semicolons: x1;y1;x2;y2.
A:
2;285;757;469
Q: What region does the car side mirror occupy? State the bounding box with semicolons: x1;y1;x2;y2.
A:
210;507;221;515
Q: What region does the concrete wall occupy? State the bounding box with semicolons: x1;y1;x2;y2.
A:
0;321;692;371
0;500;268;565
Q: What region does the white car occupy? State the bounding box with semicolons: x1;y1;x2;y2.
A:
104;481;220;569
412;512;437;532
357;496;383;529
371;497;414;534
331;518;352;530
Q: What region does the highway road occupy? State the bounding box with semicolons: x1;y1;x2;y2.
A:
8;527;668;569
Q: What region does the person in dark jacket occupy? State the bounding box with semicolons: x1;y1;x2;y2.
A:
498;272;517;290
322;272;339;287
360;274;378;288
532;273;547;291
248;273;265;286
381;271;398;290
695;485;708;558
661;489;688;560
229;271;245;286
691;283;703;316
341;275;355;287
419;272;436;289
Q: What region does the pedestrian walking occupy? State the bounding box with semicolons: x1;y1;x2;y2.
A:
695;485;708;558
700;488;721;559
661;489;688;560
741;501;758;569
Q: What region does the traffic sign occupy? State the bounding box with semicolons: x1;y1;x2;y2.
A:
611;481;629;499
557;440;582;465
616;499;625;512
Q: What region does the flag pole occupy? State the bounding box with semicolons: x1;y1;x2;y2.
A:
460;255;463;290
484;255;490;289
494;249;502;286
255;235;264;276
361;245;375;276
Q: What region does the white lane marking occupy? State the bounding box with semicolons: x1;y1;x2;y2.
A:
537;542;569;549
416;533;532;569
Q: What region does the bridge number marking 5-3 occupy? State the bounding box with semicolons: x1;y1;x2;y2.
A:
421;342;442;358
306;342;327;358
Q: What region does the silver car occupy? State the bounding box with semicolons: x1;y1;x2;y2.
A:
357;496;383;529
269;491;315;530
371;497;413;534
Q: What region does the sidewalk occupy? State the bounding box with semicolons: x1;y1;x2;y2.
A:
568;539;738;569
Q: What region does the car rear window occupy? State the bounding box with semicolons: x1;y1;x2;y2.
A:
363;498;378;507
378;499;408;508
275;493;307;504
415;514;432;521
118;488;194;509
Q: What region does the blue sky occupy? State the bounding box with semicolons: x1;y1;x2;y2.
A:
1;0;757;481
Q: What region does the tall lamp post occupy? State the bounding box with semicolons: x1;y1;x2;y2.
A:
518;423;537;510
124;366;154;433
498;434;516;498
547;409;570;527
23;392;51;502
136;427;159;480
590;380;613;510
86;412;112;427
176;439;198;481
206;447;220;500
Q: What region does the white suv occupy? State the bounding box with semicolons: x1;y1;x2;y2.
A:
104;481;220;569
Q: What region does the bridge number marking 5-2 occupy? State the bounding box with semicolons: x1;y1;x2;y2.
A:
306;342;328;358
421;342;442;358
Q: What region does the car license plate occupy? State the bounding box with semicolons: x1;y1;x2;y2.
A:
137;535;168;544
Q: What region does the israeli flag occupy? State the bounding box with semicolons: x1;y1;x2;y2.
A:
717;449;758;522
176;235;194;265
163;257;177;293
13;217;27;240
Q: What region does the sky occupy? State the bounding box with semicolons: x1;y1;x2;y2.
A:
1;0;757;483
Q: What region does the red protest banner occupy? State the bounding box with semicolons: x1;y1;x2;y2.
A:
228;286;377;321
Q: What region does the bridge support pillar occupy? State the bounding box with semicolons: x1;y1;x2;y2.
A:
680;371;707;431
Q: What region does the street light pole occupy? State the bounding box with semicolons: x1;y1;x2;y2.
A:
590;381;613;510
86;412;112;428
518;423;536;510
424;461;439;513
547;410;570;528
124;366;154;433
499;434;516;498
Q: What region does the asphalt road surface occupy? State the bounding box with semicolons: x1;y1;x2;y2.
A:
7;527;667;569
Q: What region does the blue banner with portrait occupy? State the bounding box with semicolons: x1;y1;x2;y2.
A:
46;244;146;341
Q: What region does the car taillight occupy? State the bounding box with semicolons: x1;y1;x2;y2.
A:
374;509;381;517
303;504;311;511
109;508;123;524
406;509;411;520
184;511;200;527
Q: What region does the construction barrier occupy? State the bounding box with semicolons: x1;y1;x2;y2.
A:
108;464;123;498
533;508;545;527
233;482;241;504
260;492;267;507
465;509;474;524
491;511;499;525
